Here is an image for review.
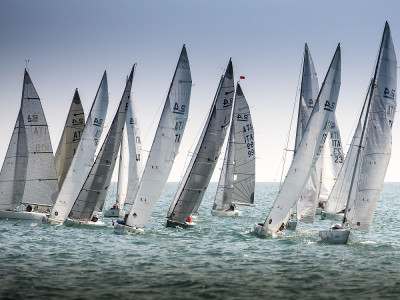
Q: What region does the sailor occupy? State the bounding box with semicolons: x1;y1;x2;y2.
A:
25;205;33;212
115;214;128;225
90;214;99;222
228;204;235;211
187;216;192;223
278;223;285;232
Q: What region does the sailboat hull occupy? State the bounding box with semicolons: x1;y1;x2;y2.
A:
165;218;196;229
65;218;105;227
0;210;47;220
320;211;344;221
104;208;126;218
211;209;242;217
113;223;144;235
319;228;353;244
253;223;270;236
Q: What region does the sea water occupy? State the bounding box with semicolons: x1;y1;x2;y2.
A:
1;182;399;299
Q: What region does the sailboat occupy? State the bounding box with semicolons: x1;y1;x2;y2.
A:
104;95;143;218
165;59;234;228
65;64;137;226
254;44;341;236
45;71;109;224
319;22;396;244
211;82;255;216
292;44;344;227
0;69;59;220
54;89;85;189
114;45;192;234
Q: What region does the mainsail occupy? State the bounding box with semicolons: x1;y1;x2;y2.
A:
0;70;58;210
262;45;341;232
69;65;136;220
55;89;85;189
343;22;396;232
124;45;192;229
49;71;109;222
212;83;255;211
166;59;234;225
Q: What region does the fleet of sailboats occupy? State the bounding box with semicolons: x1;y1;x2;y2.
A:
319;22;397;244
165;59;234;228
0;22;396;245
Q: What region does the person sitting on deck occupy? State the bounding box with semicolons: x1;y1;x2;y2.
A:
187;216;192;223
25;205;33;212
112;203;118;209
278;223;285;232
227;204;235;211
90;215;99;222
331;223;343;230
115;214;128;225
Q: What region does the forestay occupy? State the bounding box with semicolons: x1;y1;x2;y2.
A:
50;72;109;222
55;89;85;189
0;70;58;210
264;45;341;232
125;45;192;229
69;65;136;220
166;59;234;225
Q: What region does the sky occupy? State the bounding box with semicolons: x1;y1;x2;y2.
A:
1;0;400;183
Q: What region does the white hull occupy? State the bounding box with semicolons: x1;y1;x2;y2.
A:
113;223;144;235
0;210;46;220
104;208;125;218
211;209;242;217
42;216;64;225
65;218;106;227
320;211;344;221
319;228;353;244
253;223;270;236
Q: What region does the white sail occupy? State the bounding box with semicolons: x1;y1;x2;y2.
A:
117;98;143;208
213;82;255;210
55;89;85;189
344;23;397;232
166;59;234;226
212;120;235;211
263;45;341;232
345;87;393;232
49;71;109;222
0;70;58;210
69;65;136;220
124;45;192;229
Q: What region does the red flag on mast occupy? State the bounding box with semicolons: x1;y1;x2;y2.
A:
240;76;245;79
